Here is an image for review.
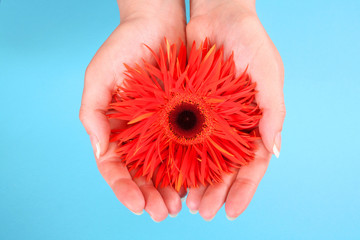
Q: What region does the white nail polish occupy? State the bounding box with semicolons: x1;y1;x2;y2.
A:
226;214;236;221
96;142;100;159
131;210;143;215
169;213;178;218
273;144;280;158
189;209;198;214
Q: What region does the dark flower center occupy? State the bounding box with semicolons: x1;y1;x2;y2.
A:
169;103;205;139
176;110;197;130
161;93;214;145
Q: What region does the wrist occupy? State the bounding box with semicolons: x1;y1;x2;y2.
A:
190;0;256;18
118;0;186;24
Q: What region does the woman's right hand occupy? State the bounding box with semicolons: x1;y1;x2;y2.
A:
79;0;186;222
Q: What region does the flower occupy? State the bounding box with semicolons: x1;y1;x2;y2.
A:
108;39;262;191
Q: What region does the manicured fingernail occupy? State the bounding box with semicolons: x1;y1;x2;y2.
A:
130;210;143;215
204;216;214;222
90;135;100;160
189;209;198;214
169;213;178;218
151;217;160;223
226;214;237;221
273;132;281;158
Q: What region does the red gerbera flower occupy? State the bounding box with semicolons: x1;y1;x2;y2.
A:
108;38;262;191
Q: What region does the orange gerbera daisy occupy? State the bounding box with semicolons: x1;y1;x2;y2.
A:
108;39;262;191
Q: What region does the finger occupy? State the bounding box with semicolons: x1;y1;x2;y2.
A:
79;60;115;159
97;142;145;214
157;186;182;217
249;40;286;158
132;176;168;222
225;141;271;220
186;184;207;214
150;168;183;217
256;77;285;158
198;172;237;221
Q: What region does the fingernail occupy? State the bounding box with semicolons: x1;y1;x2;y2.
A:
273;132;281;158
226;214;237;221
204;216;214;222
90;135;100;160
151;216;160;223
131;210;143;215
181;196;186;202
169;213;178;218
189;209;198;214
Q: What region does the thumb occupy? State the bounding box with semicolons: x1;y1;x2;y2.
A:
253;60;286;158
79;65;113;160
258;93;286;158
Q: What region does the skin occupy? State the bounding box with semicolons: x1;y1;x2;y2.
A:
79;0;187;222
79;0;285;222
185;0;286;220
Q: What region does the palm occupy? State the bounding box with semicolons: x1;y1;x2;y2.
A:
185;7;283;220
89;18;185;88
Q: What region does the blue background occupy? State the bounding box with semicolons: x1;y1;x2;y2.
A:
1;0;359;239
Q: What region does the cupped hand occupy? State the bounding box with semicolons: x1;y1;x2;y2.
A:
185;0;286;220
79;1;186;222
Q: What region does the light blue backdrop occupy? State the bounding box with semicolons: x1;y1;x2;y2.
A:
1;0;359;239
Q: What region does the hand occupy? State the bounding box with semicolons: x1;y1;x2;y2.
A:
185;0;286;220
79;0;186;222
